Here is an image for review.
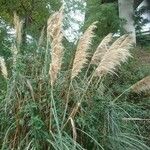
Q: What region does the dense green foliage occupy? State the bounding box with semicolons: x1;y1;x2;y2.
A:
85;0;120;43
0;19;12;58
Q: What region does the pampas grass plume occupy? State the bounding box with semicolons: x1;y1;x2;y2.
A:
48;9;64;85
14;12;23;48
71;22;97;79
94;35;133;77
0;57;8;79
91;33;113;65
132;76;150;93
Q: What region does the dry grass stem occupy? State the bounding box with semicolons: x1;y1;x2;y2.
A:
122;118;150;121
47;9;64;85
70;117;77;141
38;26;45;48
0;56;8;79
91;33;113;65
71;22;97;79
131;76;150;93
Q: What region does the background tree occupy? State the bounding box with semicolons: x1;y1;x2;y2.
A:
118;0;136;43
85;0;120;44
0;0;61;46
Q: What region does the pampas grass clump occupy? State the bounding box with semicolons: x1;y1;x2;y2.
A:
1;8;149;150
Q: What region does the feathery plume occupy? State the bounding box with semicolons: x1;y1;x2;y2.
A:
131;76;150;93
113;35;134;51
48;9;64;85
71;22;97;79
91;33;113;65
0;57;8;79
47;12;59;40
47;7;64;40
94;35;133;77
14;12;23;48
109;34;128;50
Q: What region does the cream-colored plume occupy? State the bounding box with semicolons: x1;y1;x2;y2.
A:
14;12;23;48
71;22;97;79
109;34;128;50
0;57;8;79
132;76;150;93
91;33;113;65
114;35;133;51
94;35;133;77
48;9;64;85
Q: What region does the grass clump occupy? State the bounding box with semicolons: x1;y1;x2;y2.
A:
0;8;150;150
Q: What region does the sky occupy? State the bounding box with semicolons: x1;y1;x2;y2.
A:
138;0;150;32
63;10;85;42
63;0;86;42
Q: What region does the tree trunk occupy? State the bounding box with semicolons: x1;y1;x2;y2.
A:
118;0;136;44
